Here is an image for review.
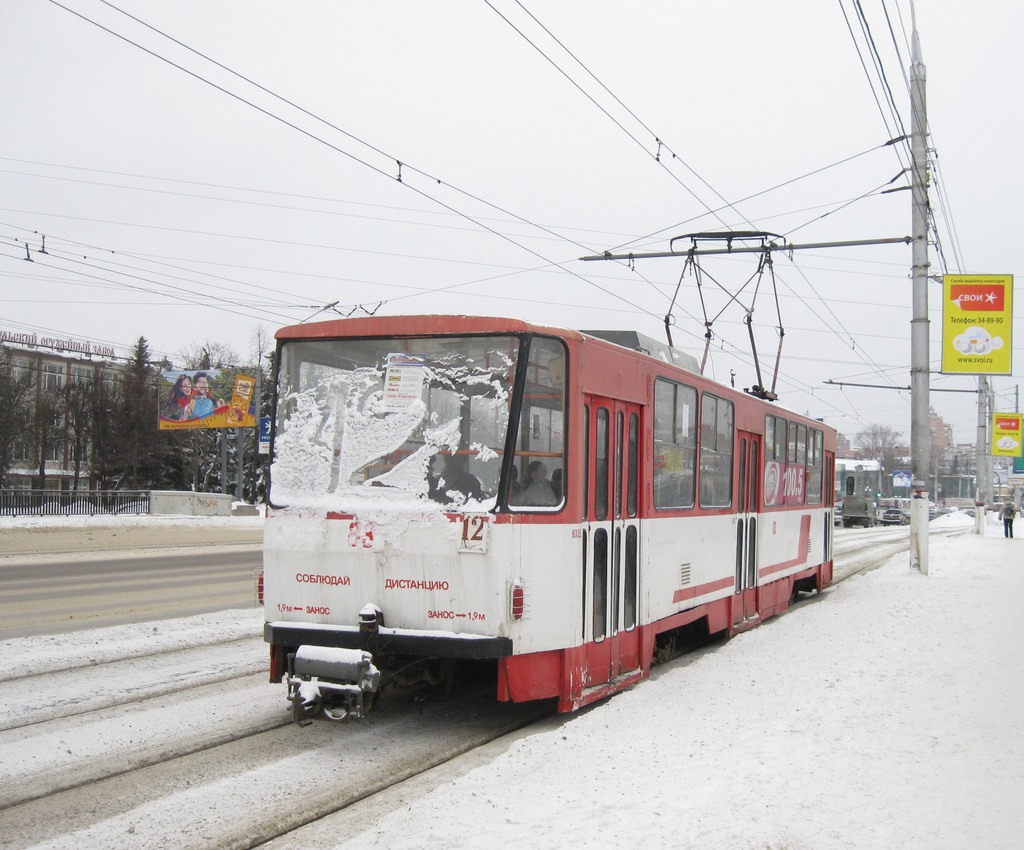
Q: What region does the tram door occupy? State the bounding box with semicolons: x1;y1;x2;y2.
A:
733;431;761;625
584;396;642;688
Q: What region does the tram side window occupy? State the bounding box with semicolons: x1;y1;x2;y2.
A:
806;427;824;504
627;412;639;517
787;422;807;466
699;393;734;508
764;413;788;508
787;422;808;505
508;337;567;510
765;414;787;462
653;378;696;509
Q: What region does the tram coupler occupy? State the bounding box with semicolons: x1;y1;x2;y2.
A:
286;646;380;724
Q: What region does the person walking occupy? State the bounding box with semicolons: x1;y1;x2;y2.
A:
1001;500;1016;538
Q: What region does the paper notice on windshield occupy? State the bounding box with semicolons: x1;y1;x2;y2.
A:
381;353;427;410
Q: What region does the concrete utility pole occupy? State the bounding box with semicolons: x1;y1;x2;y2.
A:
974;377;988;534
1015;386;1020;510
982;380;995;509
909;24;930;574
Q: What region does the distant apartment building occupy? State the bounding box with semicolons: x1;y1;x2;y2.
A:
835;431;851;457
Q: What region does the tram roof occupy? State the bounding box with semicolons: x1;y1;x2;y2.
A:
275;314;582;342
275;316;699;371
274;314;834;439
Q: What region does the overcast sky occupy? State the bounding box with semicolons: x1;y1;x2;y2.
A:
2;1;1020;448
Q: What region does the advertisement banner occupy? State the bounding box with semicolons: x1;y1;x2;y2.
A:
380;352;427;411
158;369;257;430
992;412;1023;458
941;274;1013;375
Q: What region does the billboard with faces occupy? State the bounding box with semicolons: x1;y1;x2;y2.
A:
158;369;257;431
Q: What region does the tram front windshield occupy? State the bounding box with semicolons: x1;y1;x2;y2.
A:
270;335;519;510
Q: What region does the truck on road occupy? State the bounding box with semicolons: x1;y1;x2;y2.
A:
840;494;876;528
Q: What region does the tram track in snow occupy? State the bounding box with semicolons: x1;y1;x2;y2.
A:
0;637;267;733
0;631;261;686
832;523;971;581
0;667;554;850
0;672;290;812
0;620;555;850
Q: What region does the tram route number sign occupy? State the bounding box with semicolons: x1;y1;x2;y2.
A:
459;514;489;554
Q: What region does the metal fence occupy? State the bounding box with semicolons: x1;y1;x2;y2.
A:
0;489;151;517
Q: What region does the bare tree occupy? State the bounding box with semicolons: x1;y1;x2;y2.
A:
248;325;272;370
178;341;241;371
168;341;239;493
0;353;33;488
30;389;64;491
63;378;94;490
857;424;905;495
857;424;902;458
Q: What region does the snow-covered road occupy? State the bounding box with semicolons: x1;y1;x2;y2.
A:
1;512;1020;850
0;606;550;849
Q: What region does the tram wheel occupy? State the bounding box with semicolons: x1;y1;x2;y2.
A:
653;633;676;666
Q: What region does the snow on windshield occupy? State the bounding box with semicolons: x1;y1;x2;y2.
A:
270;336;517;514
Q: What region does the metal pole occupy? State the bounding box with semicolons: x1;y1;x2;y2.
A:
975;376;988;534
983;387;991;512
909;26;930;574
236;428;244;501
220;430;229;496
255;366;263;504
1015;386;1021;510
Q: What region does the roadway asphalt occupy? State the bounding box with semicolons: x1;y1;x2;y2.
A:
0;521;265;638
1;523;263;556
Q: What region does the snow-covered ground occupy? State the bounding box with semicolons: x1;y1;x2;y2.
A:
2;510;1021;849
296;512;1024;850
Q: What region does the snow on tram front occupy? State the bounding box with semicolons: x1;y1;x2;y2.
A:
261;315;836;723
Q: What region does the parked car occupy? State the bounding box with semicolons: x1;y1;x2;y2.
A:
881;508;907;526
833;503;844;526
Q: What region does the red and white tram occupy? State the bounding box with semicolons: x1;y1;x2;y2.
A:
262;315;835;720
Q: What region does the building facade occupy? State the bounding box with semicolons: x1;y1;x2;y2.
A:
2;337;124;491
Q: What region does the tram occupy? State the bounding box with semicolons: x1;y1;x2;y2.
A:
261;315;836;720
